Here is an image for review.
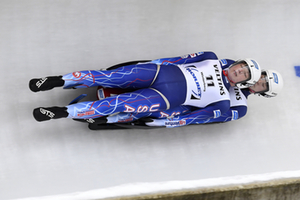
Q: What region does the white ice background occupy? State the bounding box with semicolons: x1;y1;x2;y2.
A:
0;0;300;199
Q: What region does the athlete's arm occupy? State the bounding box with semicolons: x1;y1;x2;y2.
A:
202;105;247;123
146;100;230;128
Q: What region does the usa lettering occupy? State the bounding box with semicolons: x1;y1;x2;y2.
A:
159;111;180;118
214;65;226;95
137;106;148;113
124;104;160;113
40;108;55;118
36;77;48;88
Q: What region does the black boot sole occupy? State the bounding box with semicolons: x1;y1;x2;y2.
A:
29;76;64;92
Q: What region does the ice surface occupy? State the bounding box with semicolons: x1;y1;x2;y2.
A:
1;0;300;199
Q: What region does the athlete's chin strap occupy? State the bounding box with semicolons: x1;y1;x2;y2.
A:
222;69;236;85
248;88;256;93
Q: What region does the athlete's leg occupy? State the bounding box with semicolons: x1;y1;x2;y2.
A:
29;63;159;92
63;63;158;89
151;65;187;108
69;64;187;121
33;88;169;121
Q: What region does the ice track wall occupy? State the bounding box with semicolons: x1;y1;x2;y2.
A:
18;171;300;200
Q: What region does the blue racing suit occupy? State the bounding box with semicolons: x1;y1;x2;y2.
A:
103;55;251;127
62;51;234;127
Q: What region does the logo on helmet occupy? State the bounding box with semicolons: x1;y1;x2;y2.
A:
251;60;259;70
273;73;278;84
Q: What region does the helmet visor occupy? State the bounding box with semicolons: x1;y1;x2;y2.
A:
257;72;270;94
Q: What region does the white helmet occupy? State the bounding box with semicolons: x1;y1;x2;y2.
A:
230;58;261;89
256;69;283;98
